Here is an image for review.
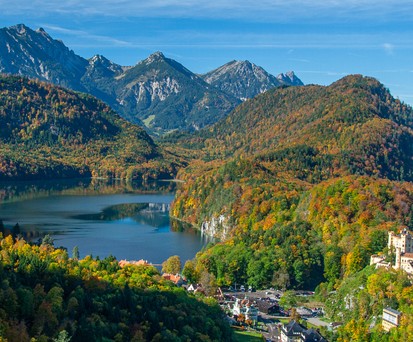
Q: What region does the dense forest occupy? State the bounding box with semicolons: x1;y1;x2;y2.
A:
318;265;413;341
0;74;181;180
3;71;413;339
168;75;413;337
0;232;232;341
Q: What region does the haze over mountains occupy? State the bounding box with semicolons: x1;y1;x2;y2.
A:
0;24;303;135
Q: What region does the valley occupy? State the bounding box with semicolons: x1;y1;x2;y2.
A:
1;22;413;341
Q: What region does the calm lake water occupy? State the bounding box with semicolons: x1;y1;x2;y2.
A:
0;179;211;264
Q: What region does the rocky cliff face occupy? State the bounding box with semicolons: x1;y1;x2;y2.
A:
200;215;231;240
0;24;88;91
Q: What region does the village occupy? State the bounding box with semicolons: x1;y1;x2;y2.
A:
117;228;413;341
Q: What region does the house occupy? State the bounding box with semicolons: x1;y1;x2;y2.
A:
382;307;402;332
281;320;327;342
256;300;279;315
162;273;186;286
232;298;259;321
186;283;205;294
119;259;150;267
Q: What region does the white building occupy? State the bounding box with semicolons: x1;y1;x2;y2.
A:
382;307;401;332
371;229;413;275
388;229;413;253
389;229;413;275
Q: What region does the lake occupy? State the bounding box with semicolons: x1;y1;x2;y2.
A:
0;179;211;264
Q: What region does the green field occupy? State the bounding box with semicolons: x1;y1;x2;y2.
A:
232;329;264;342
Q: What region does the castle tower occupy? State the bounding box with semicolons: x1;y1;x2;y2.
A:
395;247;402;269
388;231;396;250
388;229;413;254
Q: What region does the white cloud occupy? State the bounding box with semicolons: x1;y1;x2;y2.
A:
41;25;131;47
1;0;412;21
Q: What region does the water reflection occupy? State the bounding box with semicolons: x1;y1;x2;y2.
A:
71;202;171;228
0;178;177;204
0;179;209;263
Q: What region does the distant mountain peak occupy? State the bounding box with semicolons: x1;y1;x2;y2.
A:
35;27;48;35
11;23;29;34
0;23;88;89
90;54;112;66
202;60;303;100
87;54;122;74
145;51;166;64
276;71;304;86
233;60;253;67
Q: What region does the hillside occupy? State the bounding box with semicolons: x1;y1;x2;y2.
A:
0;234;232;341
171;75;413;292
199;75;413;182
0;74;178;180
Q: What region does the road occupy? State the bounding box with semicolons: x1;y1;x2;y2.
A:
307;317;330;327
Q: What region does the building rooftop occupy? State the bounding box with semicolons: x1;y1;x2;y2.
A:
384;307;402;315
302;328;328;342
402;253;413;258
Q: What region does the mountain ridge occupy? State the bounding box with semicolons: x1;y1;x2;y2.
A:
202;59;303;100
0;24;303;134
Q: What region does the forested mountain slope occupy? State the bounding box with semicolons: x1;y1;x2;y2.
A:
0;74;179;180
171;75;413;292
201;75;413;182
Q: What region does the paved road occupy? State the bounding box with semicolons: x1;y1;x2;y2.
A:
307;317;330;327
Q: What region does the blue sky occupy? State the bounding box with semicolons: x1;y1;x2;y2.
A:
1;0;412;104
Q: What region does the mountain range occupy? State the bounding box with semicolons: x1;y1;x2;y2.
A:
0;24;303;135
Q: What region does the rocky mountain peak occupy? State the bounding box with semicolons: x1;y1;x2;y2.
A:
90;54;112;67
86;54;123;76
145;51;166;64
0;24;88;90
12;23;28;35
202;60;303;100
35;27;49;37
276;71;303;86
